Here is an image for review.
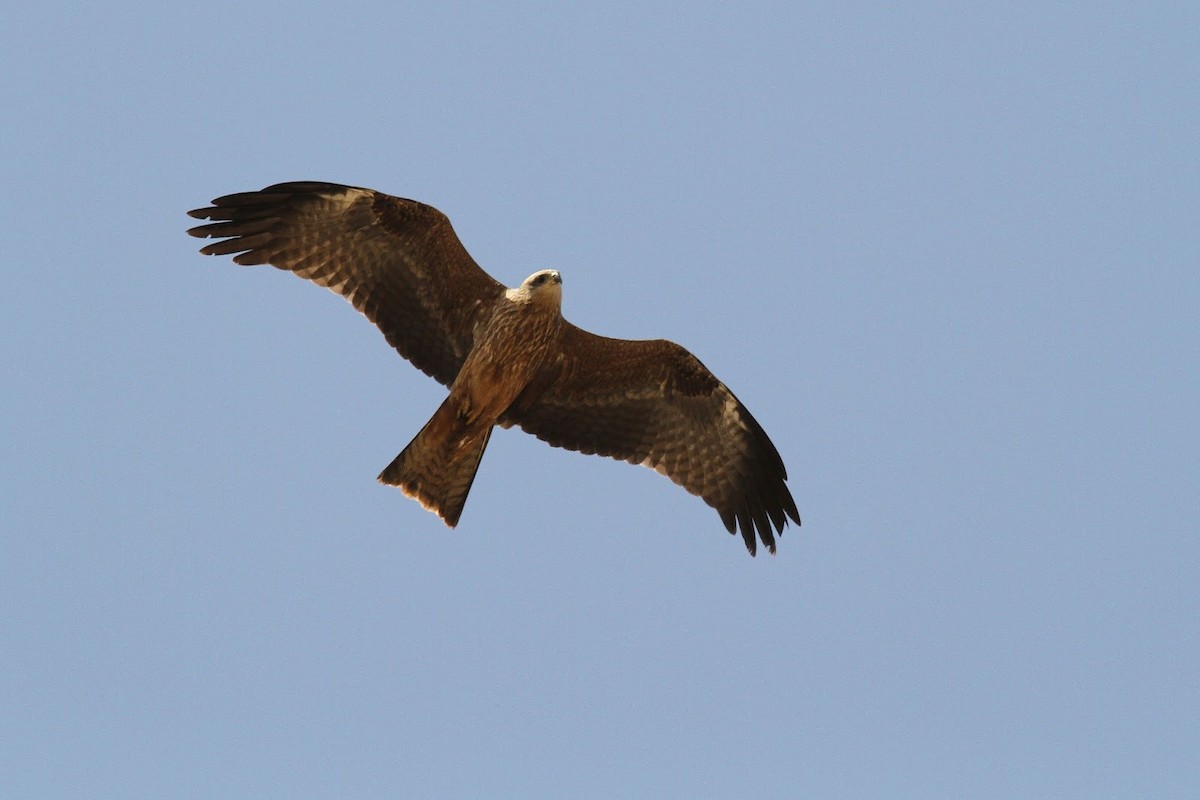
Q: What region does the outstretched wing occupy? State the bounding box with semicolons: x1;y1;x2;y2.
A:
187;181;505;386
502;324;800;555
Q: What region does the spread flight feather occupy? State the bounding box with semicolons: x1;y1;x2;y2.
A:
188;181;800;555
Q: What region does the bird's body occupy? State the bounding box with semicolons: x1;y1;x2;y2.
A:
188;182;799;554
379;270;565;526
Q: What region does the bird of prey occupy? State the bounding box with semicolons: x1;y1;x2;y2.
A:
187;182;800;555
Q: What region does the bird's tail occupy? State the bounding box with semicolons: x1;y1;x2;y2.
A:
377;398;492;528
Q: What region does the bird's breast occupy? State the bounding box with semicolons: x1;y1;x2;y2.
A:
451;303;563;423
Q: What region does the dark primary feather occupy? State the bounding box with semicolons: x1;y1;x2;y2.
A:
502;324;800;555
187;181;505;386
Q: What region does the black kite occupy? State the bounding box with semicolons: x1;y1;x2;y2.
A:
187;182;800;554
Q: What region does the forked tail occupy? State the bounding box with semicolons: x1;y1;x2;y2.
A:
377;398;492;527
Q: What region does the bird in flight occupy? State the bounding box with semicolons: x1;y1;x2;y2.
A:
187;182;800;554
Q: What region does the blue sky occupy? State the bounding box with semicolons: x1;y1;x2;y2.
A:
3;3;1197;797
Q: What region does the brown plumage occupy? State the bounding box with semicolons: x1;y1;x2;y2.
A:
187;181;800;555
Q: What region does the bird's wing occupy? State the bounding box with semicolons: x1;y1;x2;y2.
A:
187;181;506;386
502;324;800;555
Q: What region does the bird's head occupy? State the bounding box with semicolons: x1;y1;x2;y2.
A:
509;269;562;307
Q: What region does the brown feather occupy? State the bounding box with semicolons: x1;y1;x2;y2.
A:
377;397;492;528
188;181;504;386
502;324;800;555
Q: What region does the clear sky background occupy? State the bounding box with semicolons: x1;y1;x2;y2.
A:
3;3;1197;797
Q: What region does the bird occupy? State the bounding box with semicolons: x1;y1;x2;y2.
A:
187;181;800;555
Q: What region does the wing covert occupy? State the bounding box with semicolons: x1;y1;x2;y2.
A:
502;324;800;555
187;181;505;386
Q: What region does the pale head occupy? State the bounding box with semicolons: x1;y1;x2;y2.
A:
507;269;562;307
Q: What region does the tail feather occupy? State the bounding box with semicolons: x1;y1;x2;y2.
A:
378;399;492;527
